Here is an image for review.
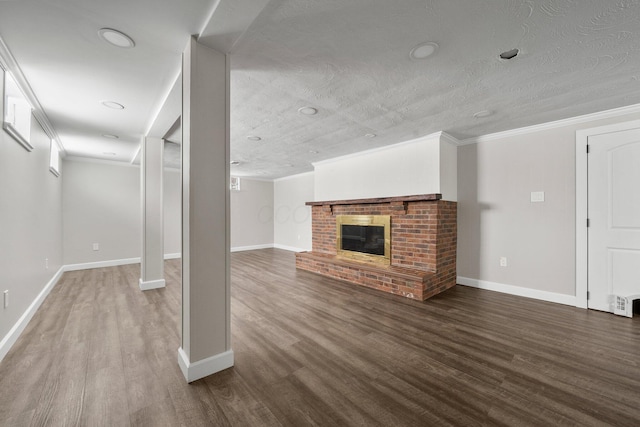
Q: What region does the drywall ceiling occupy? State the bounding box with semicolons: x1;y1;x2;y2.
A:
1;0;640;179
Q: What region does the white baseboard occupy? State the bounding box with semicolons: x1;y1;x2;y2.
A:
64;257;141;271
231;244;274;252
178;347;234;383
231;244;309;253
139;278;166;291
64;253;181;272
0;266;65;363
273;244;309;253
457;276;577;307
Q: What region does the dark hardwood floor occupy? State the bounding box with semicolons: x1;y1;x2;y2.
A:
1;248;639;426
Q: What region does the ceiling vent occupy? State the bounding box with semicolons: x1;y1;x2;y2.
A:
499;48;519;60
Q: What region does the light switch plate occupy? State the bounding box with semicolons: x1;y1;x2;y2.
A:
530;191;545;202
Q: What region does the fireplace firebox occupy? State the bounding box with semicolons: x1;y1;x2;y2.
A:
336;215;390;265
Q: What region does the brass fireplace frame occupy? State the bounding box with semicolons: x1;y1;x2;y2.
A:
336;215;391;265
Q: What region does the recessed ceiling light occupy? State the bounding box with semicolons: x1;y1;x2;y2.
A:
98;28;135;48
101;100;125;110
410;42;438;60
103;152;117;156
365;133;377;138
473;110;493;118
230;160;240;166
102;134;119;139
499;48;519;60
247;136;262;141
298;106;318;116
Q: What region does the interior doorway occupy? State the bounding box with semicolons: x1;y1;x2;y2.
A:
576;120;640;316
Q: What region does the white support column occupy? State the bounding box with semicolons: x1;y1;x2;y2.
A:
178;36;233;383
140;136;166;291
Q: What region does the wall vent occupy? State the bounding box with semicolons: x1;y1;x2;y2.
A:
613;295;631;317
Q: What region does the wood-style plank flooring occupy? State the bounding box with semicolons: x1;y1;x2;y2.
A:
1;248;639;426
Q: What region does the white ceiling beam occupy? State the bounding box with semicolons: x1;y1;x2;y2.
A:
198;0;272;53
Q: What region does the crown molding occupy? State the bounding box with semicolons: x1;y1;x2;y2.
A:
312;131;449;168
460;103;640;145
65;155;140;168
440;131;463;146
273;170;314;182
0;36;65;156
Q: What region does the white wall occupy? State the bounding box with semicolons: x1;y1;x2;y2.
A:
314;132;458;201
164;168;181;255
62;158;278;264
0;72;63;347
230;178;274;250
457;110;640;301
62;159;140;264
62;159;182;265
274;172;314;252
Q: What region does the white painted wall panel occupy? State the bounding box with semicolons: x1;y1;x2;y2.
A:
62;159;140;264
314;134;441;201
230;178;274;249
457;111;640;298
0;71;62;342
440;138;458;201
274;172;314;251
164;168;181;255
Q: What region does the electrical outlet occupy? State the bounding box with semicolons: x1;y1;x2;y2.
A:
92;243;99;251
530;191;545;202
45;258;49;269
499;257;508;267
3;290;8;309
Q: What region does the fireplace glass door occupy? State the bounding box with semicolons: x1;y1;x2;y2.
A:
336;215;390;264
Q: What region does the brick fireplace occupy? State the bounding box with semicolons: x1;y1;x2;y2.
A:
295;194;457;300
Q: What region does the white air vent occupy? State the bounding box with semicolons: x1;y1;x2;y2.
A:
230;176;240;191
613;295;631;318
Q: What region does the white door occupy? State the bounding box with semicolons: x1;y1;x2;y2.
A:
588;128;640;316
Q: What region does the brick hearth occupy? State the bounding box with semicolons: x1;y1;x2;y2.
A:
295;194;457;300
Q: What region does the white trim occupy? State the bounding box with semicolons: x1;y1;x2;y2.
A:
0;267;65;363
461;103;640;145
63;257;141;272
273;244;308;253
130;145;142;165
312;131;454;167
64;155;140;169
440;132;463;147
273;171;315;182
3;122;34;151
178;347;234;383
457;276;576;307
64;253;181;271
231;243;274;252
576;129;589;309
139;278;166;291
227;175;275;183
574;119;640;310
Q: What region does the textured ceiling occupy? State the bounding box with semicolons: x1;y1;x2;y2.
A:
1;1;640;178
228;0;640;178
